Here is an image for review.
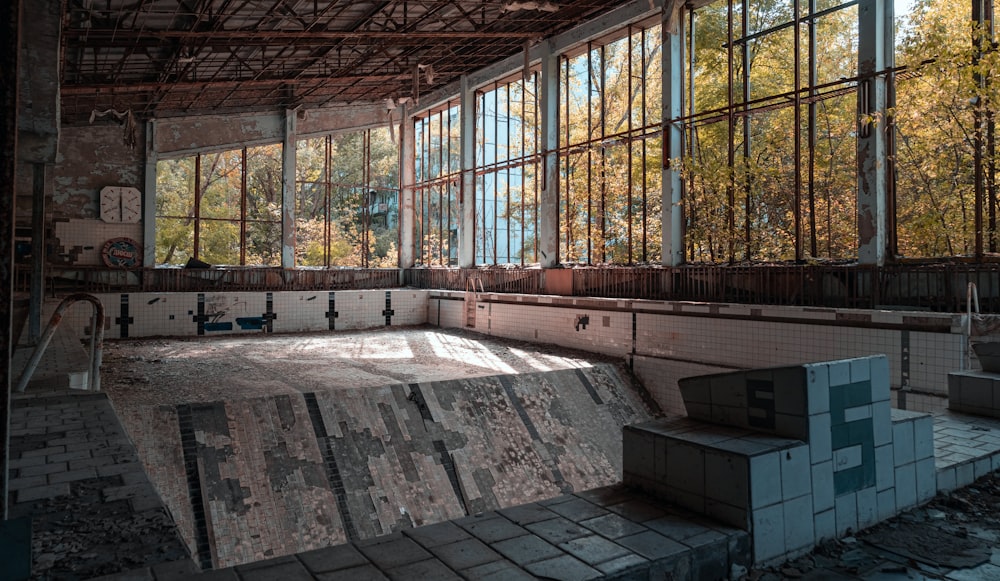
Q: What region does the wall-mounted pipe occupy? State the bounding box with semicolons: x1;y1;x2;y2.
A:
15;293;105;393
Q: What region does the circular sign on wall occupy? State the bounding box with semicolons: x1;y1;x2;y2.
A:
102;237;142;268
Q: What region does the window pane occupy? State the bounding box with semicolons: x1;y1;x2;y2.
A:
155;217;193;265
200;150;242;220
198;219;240;265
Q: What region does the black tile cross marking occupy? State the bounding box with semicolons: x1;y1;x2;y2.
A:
115;294;134;338
176;404;214;570
326;292;339;331
192;294;210;336
383;291;394;326
304;392;359;541
261;292;277;333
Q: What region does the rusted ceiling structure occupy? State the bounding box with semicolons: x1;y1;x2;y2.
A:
61;0;633;123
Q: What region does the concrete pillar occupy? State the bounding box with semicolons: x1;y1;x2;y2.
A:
857;0;892;265
1;0;22;522
29;163;44;341
281;110;297;268
459;75;477;268
399;105;416;268
143;120;157;266
539;40;560;268
662;11;685;267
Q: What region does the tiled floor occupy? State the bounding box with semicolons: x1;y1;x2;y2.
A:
6;389;190;579
13;325;1000;579
97;485;750;581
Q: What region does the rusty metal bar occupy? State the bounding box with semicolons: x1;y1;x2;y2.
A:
587;44;594;264
741;0;751;261
641;26;648;263
627;28;634;265
794;0;803;262
1;0;21;521
15;293;105;393
808;0;818;257
727;0;736;263
975;0;987;258
194;153;202;259
240;147;248;266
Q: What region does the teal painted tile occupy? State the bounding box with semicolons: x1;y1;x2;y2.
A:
848;418;874;446
832;424;851;450
835;466;864;496
845;381;873;408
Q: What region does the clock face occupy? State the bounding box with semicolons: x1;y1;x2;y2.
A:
121;187;142;223
100;186;142;223
100;186;122;222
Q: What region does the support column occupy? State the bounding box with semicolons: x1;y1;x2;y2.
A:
857;0;892;265
281;110;297;268
28;163;44;341
399;105;416;268
663;6;685;266
1;0;21;522
459;75;477;268
143;120;157;266
539;40;560;268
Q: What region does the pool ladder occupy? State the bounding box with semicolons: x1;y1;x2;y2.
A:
465;277;484;327
15;293;105;393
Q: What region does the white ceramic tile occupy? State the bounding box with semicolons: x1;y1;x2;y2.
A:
666;440;705;495
976;458;993;480
752;502;786;564
850;358;871;383
914;416;934;461
812;460;835;514
844;404;872;423
937;467;957;493
814;508;836;543
872;401;893;447
916;458;936;504
805;363;831;415
710;373;746;408
773;367;807;416
705;499;749;530
781;445;812;500
876;488;896;521
835;492;858;537
834;445;863;473
775;413;808;440
956;462;976;488
809;412;832;464
622;428;656;480
784;494;815;553
870;357;891;402
705;451;749;508
892;422;915;466
750;452;782;509
856;486;878;529
894;463;917;511
875;444;895;492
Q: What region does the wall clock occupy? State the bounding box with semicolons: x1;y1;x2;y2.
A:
100;186;142;223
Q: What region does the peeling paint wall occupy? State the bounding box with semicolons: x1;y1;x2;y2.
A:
43;123;146;264
155;113;284;157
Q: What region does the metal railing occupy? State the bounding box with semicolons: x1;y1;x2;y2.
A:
15;293;105;393
27;263;1000;313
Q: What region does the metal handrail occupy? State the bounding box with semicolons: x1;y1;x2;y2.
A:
15;293;105;393
966;282;981;371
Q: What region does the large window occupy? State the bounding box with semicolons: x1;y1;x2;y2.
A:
155;145;282;266
477;75;541;265
296;128;399;267
560;22;663;265
414;103;461;266
893;0;989;257
683;0;858;263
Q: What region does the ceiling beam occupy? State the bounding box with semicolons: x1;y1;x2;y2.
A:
63;29;539;43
